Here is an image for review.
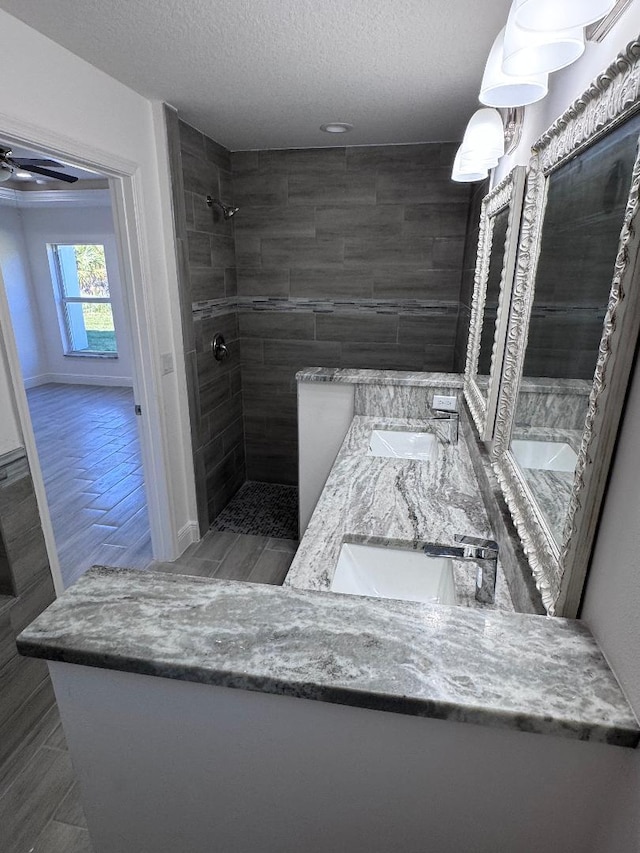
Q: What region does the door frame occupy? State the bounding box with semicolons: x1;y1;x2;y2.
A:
0;123;180;594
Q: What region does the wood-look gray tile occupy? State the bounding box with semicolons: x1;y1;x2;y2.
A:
188;530;239;562
230;150;259;176
45;722;68;752
289;269;373;299
178;120;205;159
340;342;426;371
54;782;87;828
403;203;469;238
233;174;288;206
373;269;462;300
238;311;315;340
234;205;316;238
0;745;76;852
287;172;376;206
32;820;93;853
262;339;341;367
346;143;444;172
398;313;459;347
344;236;432;268
0;681;57;792
150;556;220;578
214;533;270;581
204;136;231;171
260;147;346;174
261;237;344;269
247;548;294;585
433;237;466;270
237;268;289;297
187;231;212;267
376;171;469;205
211;234;236;269
315;312;398;343
267;537;298;553
315;204;404;238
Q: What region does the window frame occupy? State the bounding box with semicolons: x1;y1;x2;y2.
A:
48;242;119;359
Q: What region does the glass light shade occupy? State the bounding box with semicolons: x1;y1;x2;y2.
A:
503;9;584;76
513;0;616;31
461;108;505;160
451;148;489;183
0;165;13;183
480;28;548;108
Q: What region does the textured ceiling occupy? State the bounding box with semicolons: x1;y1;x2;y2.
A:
0;0;513;150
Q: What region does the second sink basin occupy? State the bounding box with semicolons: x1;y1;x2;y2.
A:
330;542;456;606
512;439;577;472
368;429;438;461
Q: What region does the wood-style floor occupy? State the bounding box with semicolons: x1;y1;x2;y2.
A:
27;383;153;588
2;385;299;852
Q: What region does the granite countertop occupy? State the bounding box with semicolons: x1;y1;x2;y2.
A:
17;566;639;747
296;368;464;387
285;415;514;611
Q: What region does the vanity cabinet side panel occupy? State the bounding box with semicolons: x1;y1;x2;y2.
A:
298;382;354;536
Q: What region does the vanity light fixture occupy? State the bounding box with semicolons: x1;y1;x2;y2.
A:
461;108;505;163
503;7;585;76
451;148;489;183
480;28;549;108
319;122;353;134
513;0;616;32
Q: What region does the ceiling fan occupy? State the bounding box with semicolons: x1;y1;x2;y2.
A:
0;148;79;184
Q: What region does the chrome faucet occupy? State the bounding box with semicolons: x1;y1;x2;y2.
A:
426;410;459;444
423;534;499;604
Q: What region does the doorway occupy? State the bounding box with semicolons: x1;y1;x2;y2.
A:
0;137;167;590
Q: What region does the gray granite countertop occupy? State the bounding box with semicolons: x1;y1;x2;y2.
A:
17;566;639;747
285;415;514;611
296;368;464;387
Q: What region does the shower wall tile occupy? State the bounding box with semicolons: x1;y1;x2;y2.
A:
165;108;245;532
231;142;471;486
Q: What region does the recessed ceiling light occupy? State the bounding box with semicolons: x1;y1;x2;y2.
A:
320;122;353;134
15;170;32;180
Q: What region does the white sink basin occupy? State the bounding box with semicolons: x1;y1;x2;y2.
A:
330;543;456;606
368;429;438;461
512;439;577;473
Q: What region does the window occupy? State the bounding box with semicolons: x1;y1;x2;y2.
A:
49;243;118;356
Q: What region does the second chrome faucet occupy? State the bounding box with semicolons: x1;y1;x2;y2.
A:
423;534;499;604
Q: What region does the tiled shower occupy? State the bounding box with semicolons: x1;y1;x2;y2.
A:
164;108;474;533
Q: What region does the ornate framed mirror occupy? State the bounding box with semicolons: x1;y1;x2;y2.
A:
464;166;526;442
492;37;640;617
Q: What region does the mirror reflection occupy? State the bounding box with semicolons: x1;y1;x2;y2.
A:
477;207;509;399
510;111;640;543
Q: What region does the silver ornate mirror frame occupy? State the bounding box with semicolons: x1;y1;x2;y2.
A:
464;166;526;441
491;37;640;617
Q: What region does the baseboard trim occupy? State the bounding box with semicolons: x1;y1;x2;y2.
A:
177;521;199;556
22;373;133;389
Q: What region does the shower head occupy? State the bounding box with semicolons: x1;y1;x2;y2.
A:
206;196;239;220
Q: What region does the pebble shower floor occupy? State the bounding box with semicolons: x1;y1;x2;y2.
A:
212;481;299;540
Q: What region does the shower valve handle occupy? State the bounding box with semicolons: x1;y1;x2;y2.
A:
212;334;229;362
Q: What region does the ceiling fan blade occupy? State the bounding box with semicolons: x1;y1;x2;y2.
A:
13;158;63;168
21;164;78;183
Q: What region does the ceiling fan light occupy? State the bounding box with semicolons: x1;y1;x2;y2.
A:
451;148;489;182
0;163;14;183
480;29;548;108
513;0;616;32
503;9;584;75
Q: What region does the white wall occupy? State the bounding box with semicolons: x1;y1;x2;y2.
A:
0;9;197;552
19;202;134;386
0;202;46;383
51;661;640;853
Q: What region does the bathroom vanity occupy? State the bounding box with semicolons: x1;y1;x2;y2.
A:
16;367;640;853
